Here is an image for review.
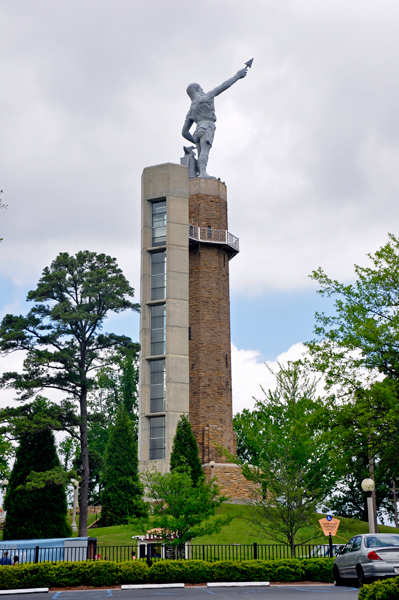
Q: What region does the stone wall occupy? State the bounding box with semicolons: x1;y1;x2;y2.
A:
202;463;259;502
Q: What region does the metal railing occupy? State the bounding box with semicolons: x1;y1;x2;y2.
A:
0;543;333;564
189;225;239;253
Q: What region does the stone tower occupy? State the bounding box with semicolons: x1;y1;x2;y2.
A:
138;163;253;499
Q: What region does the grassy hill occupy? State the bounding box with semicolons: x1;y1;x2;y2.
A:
71;503;399;547
2;503;398;546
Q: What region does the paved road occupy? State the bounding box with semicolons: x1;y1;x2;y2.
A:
0;586;360;600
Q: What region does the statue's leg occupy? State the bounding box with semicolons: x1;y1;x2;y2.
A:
198;138;212;178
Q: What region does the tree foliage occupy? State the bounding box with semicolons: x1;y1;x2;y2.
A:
170;415;203;485
0;437;13;480
3;420;71;540
233;362;334;556
307;234;399;520
70;349;140;505
0;251;139;535
308;233;399;387
100;406;146;526
142;469;232;545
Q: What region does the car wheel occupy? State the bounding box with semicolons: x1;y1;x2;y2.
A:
333;565;343;586
357;566;370;588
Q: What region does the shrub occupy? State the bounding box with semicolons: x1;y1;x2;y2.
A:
358;577;399;600
300;558;335;582
0;561;150;590
100;406;147;526
150;560;213;584
170;415;203;485
3;421;71;540
0;557;331;590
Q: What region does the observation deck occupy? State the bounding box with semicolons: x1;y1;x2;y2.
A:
188;225;239;259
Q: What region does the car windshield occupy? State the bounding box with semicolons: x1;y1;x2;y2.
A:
365;535;399;548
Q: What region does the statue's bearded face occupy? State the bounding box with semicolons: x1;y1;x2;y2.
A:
187;83;204;99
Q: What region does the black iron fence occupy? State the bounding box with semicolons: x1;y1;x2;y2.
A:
0;542;336;564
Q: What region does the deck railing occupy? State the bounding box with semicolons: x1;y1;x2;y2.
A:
189;225;239;253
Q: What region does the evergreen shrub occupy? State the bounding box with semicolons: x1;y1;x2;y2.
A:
358;577;399;600
170;415;203;484
149;560;212;583
0;557;335;590
300;558;334;582
100;406;147;525
3;427;71;540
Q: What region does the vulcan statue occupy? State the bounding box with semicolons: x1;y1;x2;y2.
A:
182;61;253;178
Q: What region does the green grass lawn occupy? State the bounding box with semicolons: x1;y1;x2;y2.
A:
86;503;399;547
2;503;399;547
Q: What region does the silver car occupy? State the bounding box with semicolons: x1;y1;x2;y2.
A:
334;533;399;587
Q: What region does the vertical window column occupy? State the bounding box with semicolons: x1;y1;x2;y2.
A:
149;416;165;460
150;359;165;413
151;251;166;300
150;304;166;355
152;200;166;246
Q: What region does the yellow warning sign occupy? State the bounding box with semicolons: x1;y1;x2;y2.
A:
319;517;340;536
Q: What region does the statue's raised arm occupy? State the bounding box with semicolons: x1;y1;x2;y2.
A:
182;61;253;178
206;67;247;99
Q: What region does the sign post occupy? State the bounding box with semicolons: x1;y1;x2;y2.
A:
319;516;340;556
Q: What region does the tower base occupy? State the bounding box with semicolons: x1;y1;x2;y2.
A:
203;462;259;503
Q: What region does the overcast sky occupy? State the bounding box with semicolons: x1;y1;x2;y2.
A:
1;0;399;413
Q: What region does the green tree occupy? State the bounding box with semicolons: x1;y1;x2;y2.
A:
312;381;399;524
0;438;13;480
72;349;140;505
142;469;232;546
307;234;399;519
0;251;139;535
3;424;71;540
170;415;203;485
233;362;335;556
100;406;146;526
308;233;399;380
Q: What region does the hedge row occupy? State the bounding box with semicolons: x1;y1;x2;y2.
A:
0;558;335;590
358;577;399;600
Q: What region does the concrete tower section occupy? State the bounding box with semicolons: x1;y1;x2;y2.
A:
138;163;190;474
188;177;239;464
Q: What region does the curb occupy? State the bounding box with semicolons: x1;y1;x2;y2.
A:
0;590;49;596
121;584;184;590
207;582;270;588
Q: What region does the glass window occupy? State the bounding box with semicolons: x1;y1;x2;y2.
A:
343;538;355;554
350;537;362;552
151;304;166;355
149;416;165;460
365;535;399;548
151;251;166;300
150;359;165;413
152;200;166;246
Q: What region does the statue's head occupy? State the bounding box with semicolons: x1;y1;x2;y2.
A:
186;83;204;100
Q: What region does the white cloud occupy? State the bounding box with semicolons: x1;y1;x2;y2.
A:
1;0;399;298
231;341;305;414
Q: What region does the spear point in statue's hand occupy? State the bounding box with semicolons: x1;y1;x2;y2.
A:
245;58;254;70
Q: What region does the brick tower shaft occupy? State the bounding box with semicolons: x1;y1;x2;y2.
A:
188;178;237;463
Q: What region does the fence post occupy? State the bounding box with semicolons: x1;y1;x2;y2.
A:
253;542;257;560
34;546;39;564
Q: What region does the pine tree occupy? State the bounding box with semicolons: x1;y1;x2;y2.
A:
100;406;147;525
3;429;71;540
170;415;203;484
